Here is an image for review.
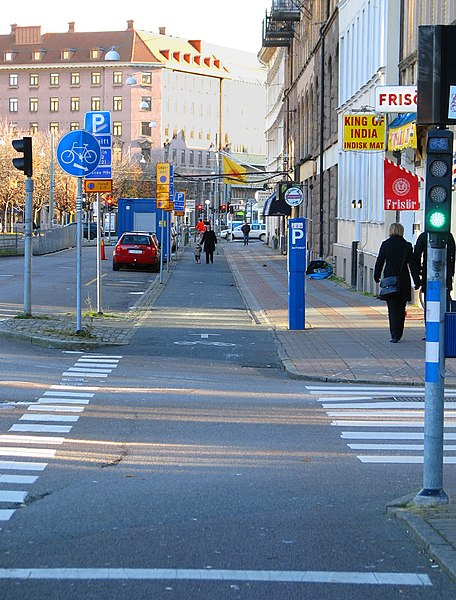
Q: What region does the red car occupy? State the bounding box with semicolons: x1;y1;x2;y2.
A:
112;232;160;272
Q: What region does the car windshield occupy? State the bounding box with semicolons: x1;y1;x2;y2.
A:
122;235;150;245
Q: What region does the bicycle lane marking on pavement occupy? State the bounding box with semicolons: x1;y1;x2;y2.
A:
0;353;121;523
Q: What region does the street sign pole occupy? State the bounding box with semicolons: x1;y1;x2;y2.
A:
96;191;102;314
414;240;449;505
23;176;34;316
76;177;83;332
159;210;165;284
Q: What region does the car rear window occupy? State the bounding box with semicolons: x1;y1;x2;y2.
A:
122;235;150;245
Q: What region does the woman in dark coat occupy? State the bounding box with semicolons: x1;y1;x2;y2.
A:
201;224;217;264
374;222;421;343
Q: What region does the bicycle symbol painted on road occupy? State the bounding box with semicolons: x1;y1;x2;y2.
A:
60;143;98;166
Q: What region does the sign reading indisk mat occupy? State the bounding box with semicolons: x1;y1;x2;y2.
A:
343;113;386;151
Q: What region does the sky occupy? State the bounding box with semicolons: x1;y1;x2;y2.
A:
0;1;271;54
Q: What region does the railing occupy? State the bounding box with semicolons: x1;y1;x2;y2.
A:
0;226;77;256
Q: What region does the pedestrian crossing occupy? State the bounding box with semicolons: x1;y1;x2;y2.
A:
306;384;456;465
0;353;122;522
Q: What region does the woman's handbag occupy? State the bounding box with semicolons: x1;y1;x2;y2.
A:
378;248;408;300
379;275;399;298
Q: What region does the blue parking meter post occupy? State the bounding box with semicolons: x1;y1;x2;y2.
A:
287;218;306;330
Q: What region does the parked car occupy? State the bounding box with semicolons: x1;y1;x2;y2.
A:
221;222;267;241
83;222;103;240
112;232;160;272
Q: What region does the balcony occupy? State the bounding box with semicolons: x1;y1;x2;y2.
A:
269;0;301;22
262;13;295;47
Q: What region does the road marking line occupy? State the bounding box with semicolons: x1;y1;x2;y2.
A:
0;475;38;484
67;367;113;373
341;432;456;440
0;461;47;471
28;405;84;413
62;372;108;378
0;435;66;445
82;354;122;359
19;415;79;423
46;390;95;396
0;568;432;586
0;510;15;521
0;490;27;503
331;421;456;427
358;456;456;464
348;443;456;451
38;398;89;405
0;447;56;458
322;402;427;409
10;425;72;433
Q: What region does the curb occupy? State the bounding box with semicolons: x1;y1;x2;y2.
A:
387;496;456;582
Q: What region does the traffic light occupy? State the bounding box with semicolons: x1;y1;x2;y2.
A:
12;137;33;177
424;129;454;243
106;195;114;211
197;203;203;215
220;204;227;212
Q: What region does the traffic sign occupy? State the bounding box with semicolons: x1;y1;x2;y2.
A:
56;130;101;177
284;187;304;207
84;179;113;193
84;111;112;179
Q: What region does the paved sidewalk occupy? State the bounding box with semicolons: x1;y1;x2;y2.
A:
2;241;456;581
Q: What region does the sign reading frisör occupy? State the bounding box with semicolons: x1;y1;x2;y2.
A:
287;218;306;330
383;159;420;211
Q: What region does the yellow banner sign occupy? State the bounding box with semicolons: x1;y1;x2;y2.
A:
388;121;417;151
343;114;386;151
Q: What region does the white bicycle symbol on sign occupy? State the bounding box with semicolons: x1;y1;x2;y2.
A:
60;143;98;165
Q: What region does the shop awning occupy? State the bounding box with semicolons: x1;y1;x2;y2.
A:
262;192;292;217
388;112;417;151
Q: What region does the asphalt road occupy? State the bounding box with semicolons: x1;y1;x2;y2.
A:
0;248;455;598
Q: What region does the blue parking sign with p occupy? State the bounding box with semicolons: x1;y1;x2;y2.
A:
84;111;111;135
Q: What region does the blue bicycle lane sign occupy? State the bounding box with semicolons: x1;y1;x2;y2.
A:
56;130;101;177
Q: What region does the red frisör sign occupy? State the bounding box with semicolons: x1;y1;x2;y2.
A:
383;159;420;211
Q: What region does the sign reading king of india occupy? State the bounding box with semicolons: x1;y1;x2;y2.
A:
343;113;386;151
383;158;420;211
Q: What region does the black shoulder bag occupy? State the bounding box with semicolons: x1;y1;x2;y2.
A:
378;248;407;300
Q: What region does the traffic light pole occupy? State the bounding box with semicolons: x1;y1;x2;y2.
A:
414;238;449;505
23;176;34;316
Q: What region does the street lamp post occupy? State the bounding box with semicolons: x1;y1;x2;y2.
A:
205;199;211;221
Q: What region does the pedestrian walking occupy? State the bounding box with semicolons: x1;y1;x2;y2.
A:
241;221;251;246
374;222;421;343
201;223;217;264
194;240;202;263
195;218;206;234
414;231;455;314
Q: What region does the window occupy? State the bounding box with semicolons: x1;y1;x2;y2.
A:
29;98;38;112
141;122;152;136
70;97;80;111
141;72;152;85
91;72;101;86
9;74;18;87
5;51;15;61
113;121;122;136
32;50;44;61
50;122;59;134
50;73;59;87
50;97;59;112
29;123;38;134
90;48;101;59
91;97;101;111
198;151;203;167
189;150;194;166
9;98;18;112
113;96;122;111
70;72;80;86
113;71;122;85
164;145;170;161
70;122;79;131
172;149;177;163
29;73;39;87
181;149;186;165
206;152;211;168
10;123;18;134
141;96;151;110
61;48;74;60
141;148;151;162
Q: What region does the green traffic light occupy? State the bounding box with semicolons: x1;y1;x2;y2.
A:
428;210;447;230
